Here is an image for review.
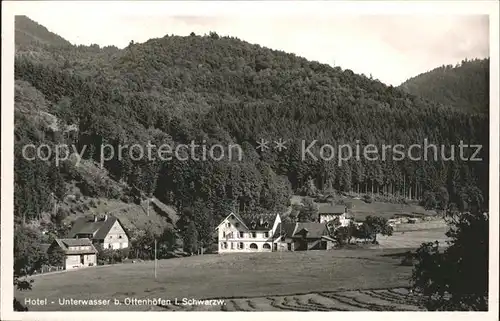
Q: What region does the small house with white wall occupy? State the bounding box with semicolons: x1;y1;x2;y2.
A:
68;214;129;250
48;238;98;270
317;204;351;226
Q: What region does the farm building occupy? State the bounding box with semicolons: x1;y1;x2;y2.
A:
273;222;335;251
48;238;98;270
67;214;129;250
317;204;351;226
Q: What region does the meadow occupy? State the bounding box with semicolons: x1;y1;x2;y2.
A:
19;248;425;311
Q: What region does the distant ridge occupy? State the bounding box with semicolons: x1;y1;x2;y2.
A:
399;58;489;114
15;15;72;47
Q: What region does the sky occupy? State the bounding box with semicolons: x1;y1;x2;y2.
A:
17;9;489;86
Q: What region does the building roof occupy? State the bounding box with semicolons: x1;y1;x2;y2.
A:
318;204;347;214
218;212;279;231
52;238;98;255
294;222;330;238
67;214;122;240
273;222;298;238
238;213;277;231
273;222;330;239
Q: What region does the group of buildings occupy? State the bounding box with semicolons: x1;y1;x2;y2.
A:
216;204;351;253
47;203;351;270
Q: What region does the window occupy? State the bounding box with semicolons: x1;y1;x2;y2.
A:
239;242;244;249
239;231;244;238
249;243;258;250
223;242;228;249
110;236;113;239
226;222;231;227
235;222;240;228
263;243;271;250
222;231;226;237
264;232;269;238
119;235;122;239
251;232;256;238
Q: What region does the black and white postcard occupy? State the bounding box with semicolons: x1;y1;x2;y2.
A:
1;1;499;320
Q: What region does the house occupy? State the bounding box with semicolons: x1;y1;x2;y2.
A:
48;238;98;270
216;212;281;252
67;214;129;250
273;222;335;251
317;204;351;226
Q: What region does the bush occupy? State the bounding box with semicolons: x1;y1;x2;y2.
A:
52;208;69;225
363;194;373;203
120;195;131;203
77;180;99;197
89;199;98;208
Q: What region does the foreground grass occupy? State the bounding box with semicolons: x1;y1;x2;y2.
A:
18;249;416;311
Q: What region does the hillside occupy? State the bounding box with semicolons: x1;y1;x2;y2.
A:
13;17;489;250
15;15;72;48
399;58;489;114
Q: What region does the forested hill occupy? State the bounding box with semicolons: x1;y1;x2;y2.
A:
14;17;489;236
399;58;489;114
15;15;72;48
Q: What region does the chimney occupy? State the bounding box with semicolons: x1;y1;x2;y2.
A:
103;214;108;221
93;215;97;222
259;217;264;225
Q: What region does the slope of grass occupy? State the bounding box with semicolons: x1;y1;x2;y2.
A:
18;249;418;311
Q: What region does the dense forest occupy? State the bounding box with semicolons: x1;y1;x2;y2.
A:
14;16;489;233
399;58;489;114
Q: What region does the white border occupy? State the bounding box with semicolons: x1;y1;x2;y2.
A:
1;1;499;321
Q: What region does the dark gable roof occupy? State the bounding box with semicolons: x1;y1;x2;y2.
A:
52;238;98;254
273;222;329;239
67;215;121;240
237;213;277;230
272;222;297;238
227;212;248;228
294;222;329;239
318;204;346;214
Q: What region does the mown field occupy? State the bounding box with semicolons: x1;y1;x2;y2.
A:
377;225;449;249
18;248;429;311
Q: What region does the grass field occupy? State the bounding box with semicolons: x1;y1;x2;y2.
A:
376;228;449;249
17;248;428;311
290;195;436;221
